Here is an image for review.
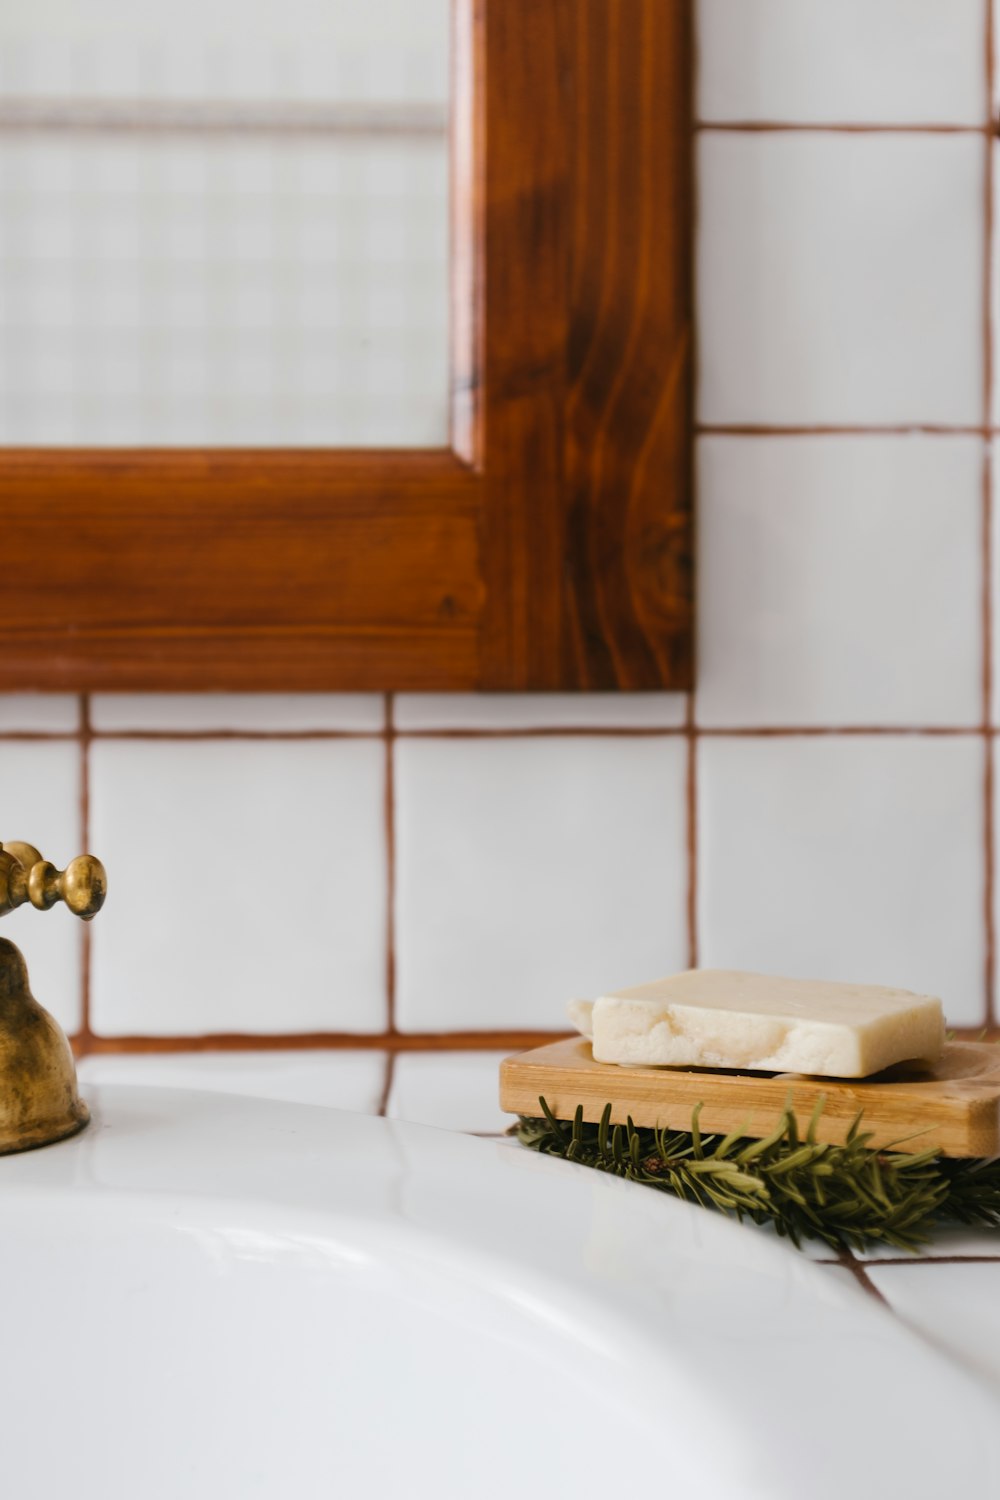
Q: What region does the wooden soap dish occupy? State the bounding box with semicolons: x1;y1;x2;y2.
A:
499;1037;1000;1159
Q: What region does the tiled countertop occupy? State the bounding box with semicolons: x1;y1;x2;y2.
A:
76;1048;514;1135
77;1049;1000;1403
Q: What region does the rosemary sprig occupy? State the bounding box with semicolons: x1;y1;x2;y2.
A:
512;1098;1000;1252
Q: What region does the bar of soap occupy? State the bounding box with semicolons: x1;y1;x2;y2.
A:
567;970;944;1078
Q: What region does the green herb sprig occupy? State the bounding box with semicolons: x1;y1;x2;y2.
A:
512;1098;1000;1253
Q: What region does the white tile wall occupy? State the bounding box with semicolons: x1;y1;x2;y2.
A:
386;1053;511;1133
688;0;995;1034
77;1048;385;1112
697;133;983;425
91;693;385;733
2;0;998;1058
88;739;387;1034
863;1263;1000;1396
395;736;689;1031
697;0;985;125
75;1048;518;1134
0;694;79;732
699;737;985;1024
393;694;687;731
697;436;982;727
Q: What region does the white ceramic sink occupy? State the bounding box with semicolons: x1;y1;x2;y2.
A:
2;1084;998;1499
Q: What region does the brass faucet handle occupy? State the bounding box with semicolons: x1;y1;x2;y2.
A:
0;843;107;922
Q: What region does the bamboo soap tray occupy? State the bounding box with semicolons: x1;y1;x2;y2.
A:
499;1037;1000;1158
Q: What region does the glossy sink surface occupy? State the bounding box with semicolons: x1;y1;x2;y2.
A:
3;1085;998;1500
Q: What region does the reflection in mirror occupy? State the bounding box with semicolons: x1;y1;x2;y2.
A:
0;0;450;447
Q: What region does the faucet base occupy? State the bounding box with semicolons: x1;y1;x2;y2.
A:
0;937;91;1156
0;1098;89;1157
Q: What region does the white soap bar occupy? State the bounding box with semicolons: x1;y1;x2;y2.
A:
568;970;944;1078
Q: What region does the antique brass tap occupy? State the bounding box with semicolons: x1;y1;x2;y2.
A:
0;841;106;1155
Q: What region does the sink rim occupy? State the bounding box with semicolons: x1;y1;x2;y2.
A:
3;1081;998;1500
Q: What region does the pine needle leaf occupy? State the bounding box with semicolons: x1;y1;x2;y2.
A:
512;1096;1000;1253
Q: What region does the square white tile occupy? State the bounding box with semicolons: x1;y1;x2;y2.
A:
697;0;985;125
88;739;388;1035
77;1049;386;1113
393;695;688;731
698;737;985;1024
90;693;385;732
0;695;80;732
387;1052;512;1133
697;133;982;425
0;741;83;1033
696;435;982;727
395;737;689;1031
864;1262;1000;1397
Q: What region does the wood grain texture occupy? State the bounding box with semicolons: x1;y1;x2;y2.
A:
1;451;482;689
563;0;693;688
2;0;692;692
500;1037;1000;1158
477;0;693;688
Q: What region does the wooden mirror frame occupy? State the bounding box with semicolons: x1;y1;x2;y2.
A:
2;0;692;693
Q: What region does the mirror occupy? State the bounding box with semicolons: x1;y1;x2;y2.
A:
2;2;694;696
0;0;450;446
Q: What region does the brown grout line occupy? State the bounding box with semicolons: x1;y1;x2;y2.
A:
0;725;683;742
69;1024;1000;1055
0;731;79;742
697;120;990;136
386;726;688;739
76;694;94;1058
2;724;993;745
697;725;984;737
695;426;995;438
79;728;385;741
853;1255;1000;1267
836;1247;890;1306
0;732;79;744
377;1051;396;1117
384;694;397;1034
684;694;699;968
79;1029;571;1055
984;0;997;1030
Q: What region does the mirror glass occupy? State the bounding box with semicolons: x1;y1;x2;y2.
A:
0;0;450;446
